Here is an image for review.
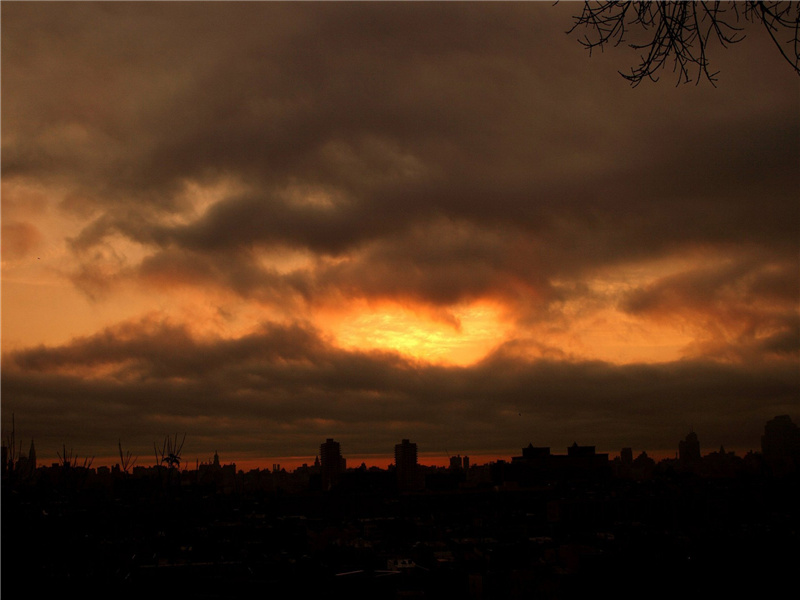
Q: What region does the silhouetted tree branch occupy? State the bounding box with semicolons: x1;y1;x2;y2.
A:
568;1;800;86
154;433;186;469
118;439;137;474
4;413;21;475
57;444;94;470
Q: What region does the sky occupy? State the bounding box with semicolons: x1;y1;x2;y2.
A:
2;2;798;469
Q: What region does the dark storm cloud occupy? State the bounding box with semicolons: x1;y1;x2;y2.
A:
9;318;325;379
5;2;796;265
128;220;558;316
621;255;796;316
3;320;797;461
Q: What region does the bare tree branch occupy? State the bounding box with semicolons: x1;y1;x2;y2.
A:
155;433;186;469
567;1;800;86
118;439;137;474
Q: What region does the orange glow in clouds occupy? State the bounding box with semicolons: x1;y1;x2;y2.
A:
329;301;512;365
0;176;728;369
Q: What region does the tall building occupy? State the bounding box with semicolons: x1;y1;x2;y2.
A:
567;443;597;458
762;415;800;474
11;440;37;479
320;438;345;490
28;439;36;471
395;438;420;491
679;430;701;464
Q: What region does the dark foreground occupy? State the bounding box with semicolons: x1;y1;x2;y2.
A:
3;471;799;600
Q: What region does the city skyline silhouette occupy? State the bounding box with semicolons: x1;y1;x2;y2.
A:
4;414;798;477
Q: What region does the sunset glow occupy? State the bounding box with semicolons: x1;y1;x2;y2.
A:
330;302;510;366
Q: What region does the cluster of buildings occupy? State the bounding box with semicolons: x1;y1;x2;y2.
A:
317;437;423;491
3;415;800;491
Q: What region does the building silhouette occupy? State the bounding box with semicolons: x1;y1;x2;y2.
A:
631;450;656;479
761;414;800;475
394;438;421;491
510;442;610;483
320;438;345;490
197;450;237;491
449;454;466;471
679;430;701;466
614;447;635;478
5;439;37;480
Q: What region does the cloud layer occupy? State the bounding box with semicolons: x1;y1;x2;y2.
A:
2;2;798;464
4;317;797;461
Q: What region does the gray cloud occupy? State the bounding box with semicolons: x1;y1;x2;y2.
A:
6;2;796;251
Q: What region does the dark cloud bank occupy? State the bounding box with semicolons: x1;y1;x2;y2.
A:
3;319;798;461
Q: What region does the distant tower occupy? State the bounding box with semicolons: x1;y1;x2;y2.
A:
320;438;345;490
213;450;220;468
679;430;701;464
28;439;36;472
395;439;419;491
762;415;800;474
